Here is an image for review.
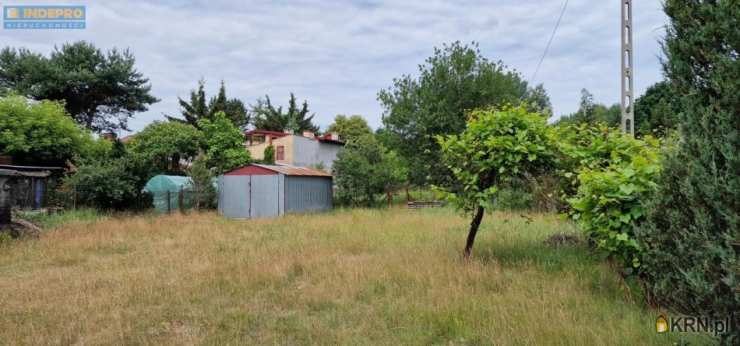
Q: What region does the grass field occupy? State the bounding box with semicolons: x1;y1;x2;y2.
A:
0;208;711;345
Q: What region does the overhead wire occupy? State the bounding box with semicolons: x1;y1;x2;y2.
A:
529;0;569;84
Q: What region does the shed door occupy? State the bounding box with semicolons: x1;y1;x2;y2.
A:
250;175;280;218
221;176;250;218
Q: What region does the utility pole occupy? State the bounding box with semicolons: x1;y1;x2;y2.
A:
621;0;634;135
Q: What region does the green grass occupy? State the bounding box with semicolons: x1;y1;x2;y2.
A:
0;208;713;344
16;208;107;229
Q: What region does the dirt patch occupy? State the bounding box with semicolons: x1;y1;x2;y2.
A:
544;233;580;247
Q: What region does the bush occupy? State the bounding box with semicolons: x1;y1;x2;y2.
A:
64;160;145;210
186;152;216;210
263;145;275;164
333;134;406;206
566;134;662;273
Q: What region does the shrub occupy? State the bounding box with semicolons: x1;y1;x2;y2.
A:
333;134;406;206
566;134;662;273
64;159;151;210
263;145;275;164
552;123;645;204
186;152;216;210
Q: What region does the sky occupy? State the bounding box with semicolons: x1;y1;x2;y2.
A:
1;0;669;134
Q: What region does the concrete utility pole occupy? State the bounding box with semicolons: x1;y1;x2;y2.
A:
621;0;635;135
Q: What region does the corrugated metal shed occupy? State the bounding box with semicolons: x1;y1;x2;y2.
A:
218;164;332;219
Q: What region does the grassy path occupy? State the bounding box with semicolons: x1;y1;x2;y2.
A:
0;209;710;345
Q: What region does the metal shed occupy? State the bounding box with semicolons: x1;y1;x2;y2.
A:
218;164;333;219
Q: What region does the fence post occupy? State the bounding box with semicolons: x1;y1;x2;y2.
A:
166;190;171;214
178;187;184;214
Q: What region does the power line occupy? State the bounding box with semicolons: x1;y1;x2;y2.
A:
530;0;569;84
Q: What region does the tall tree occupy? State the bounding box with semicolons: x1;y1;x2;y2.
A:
168;79;248;129
378;41;542;185
556;89;620;127
524;84;553;117
633;81;680;137
168;79;208;126
0;41;158;133
326;114;372;143
636;1;739;343
251;93;319;133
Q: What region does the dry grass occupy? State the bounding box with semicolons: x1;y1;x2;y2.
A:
0;208;710;345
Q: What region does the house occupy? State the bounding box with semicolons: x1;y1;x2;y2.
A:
244;130;343;171
218;164;333;218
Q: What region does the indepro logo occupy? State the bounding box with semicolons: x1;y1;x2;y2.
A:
656;314;733;337
3;5;85;29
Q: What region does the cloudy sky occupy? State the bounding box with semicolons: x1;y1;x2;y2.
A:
1;0;669;133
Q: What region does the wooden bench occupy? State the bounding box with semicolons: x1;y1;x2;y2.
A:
407;201;446;209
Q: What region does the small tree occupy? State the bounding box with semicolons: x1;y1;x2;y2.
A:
437;106;554;258
186;152;216;210
333;134;406;206
197;111;251;173
128;121;202;175
263;145;275;164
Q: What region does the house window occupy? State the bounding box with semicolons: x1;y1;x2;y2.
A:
276;145;285;161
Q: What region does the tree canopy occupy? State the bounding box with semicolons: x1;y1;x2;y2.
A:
197;111;251;173
0;95;100;166
168;79;249;129
0;41;158;132
633;81;680;137
555;89;620;127
251;93;319;133
326;114;372;143
127;121;202;175
378;41;545;185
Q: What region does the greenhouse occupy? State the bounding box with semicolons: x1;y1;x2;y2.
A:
143;175;217;213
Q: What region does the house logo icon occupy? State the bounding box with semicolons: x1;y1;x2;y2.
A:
6;7;19;19
656;315;668;333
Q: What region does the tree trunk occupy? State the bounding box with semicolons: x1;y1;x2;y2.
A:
405;185;411;202
463;206;486;259
387;190;393;208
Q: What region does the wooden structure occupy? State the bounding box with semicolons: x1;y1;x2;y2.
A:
407;201;446;209
0;165;62;210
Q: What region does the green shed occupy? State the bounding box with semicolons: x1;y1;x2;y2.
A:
143;175;194;213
